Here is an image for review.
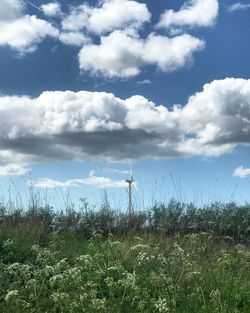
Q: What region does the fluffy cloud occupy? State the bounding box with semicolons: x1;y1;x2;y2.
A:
227;3;250;12
179;78;250;149
40;2;62;17
0;150;30;176
79;30;205;78
32;175;127;189
61;0;150;34
61;0;207;77
158;0;219;32
0;15;59;53
0;0;59;53
0;0;24;21
1;78;250;175
233;166;250;178
59;32;90;46
0;0;208;78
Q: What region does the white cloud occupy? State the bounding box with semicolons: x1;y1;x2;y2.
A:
0;164;29;176
0;149;30;176
0;0;59;54
0;0;208;77
158;0;219;32
61;4;89;32
228;3;250;12
1;78;250;173
40;2;62;17
59;32;90;46
79;30;205;78
32;175;127;189
61;0;150;34
233;166;250;178
87;0;150;34
0;0;24;21
0;15;59;53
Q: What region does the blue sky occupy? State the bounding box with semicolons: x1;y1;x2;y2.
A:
1;0;250;209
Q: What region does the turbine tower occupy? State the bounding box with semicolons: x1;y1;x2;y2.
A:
126;176;134;216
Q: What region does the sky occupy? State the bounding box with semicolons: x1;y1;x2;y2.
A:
1;0;250;210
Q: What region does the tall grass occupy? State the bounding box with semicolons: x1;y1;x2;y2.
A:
0;192;249;312
0;195;249;243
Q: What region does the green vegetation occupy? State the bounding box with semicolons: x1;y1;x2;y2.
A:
0;200;249;312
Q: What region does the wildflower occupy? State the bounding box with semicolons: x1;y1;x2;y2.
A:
44;265;55;276
172;243;184;257
5;290;19;302
25;279;37;289
76;254;93;267
210;289;221;299
67;267;82;284
91;298;107;311
119;271;136;288
31;244;40;253
69;301;80;311
7;263;31;279
155;298;170;313
2;239;14;248
49;274;66;287
55;258;68;272
51;292;69;304
137;252;147;265
20;300;31;309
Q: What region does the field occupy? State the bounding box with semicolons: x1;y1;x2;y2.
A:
0;200;250;312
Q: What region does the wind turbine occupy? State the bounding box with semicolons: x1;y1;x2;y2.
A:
125;164;137;216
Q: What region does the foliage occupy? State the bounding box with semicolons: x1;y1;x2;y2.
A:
0;199;249;243
0;233;249;312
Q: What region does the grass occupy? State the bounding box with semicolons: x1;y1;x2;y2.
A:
0;232;249;312
0;198;249;312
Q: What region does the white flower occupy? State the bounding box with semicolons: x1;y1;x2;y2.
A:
5;290;19;302
155;298;170;312
51;292;69;304
2;239;14;248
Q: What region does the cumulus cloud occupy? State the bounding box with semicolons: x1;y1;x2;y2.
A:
32;175;127;189
40;2;62;17
233;166;250;178
59;32;90;46
228;3;250;12
0;0;208;77
0;15;59;53
60;0;207;77
79;30;205;78
0;0;24;21
61;0;150;34
1;78;250;175
0;0;59;53
179;78;250;150
0;150;30;176
158;0;219;32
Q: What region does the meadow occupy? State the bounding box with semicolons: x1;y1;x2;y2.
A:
0;199;249;312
